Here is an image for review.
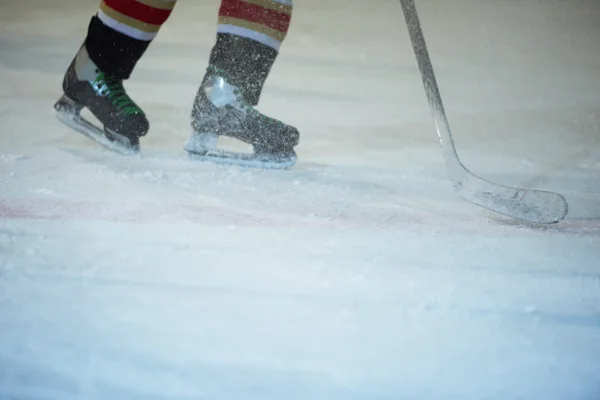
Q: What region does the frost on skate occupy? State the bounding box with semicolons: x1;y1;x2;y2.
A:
182;11;299;170
185;66;299;170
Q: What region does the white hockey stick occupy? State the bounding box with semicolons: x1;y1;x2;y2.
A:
399;0;568;224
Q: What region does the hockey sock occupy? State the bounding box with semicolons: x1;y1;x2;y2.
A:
86;0;177;79
217;0;292;51
207;0;294;105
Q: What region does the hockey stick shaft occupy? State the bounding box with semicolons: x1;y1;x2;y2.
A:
399;0;465;181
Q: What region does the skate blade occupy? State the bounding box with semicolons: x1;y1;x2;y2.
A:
186;148;297;170
54;97;139;156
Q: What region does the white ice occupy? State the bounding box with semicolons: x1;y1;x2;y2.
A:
1;0;600;399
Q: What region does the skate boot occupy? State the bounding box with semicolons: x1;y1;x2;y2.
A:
186;66;299;169
185;34;299;169
54;45;148;154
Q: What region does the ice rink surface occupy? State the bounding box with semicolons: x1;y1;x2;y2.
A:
1;0;599;398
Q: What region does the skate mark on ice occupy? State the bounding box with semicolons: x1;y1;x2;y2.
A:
464;308;600;330
0;198;429;230
0;154;28;162
493;216;600;235
0;198;276;227
59;145;405;196
1;198;600;236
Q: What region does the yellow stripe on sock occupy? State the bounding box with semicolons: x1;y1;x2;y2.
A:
218;16;287;42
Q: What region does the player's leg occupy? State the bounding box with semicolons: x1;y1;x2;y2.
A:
187;0;299;168
54;0;177;153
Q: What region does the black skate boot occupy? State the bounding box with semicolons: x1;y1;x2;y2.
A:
54;45;149;154
186;34;299;169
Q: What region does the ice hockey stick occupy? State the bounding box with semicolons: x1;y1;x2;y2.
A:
399;0;568;224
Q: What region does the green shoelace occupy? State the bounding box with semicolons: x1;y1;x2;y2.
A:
93;73;143;116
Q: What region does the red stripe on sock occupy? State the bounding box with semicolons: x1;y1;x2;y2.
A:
103;0;173;25
219;0;291;33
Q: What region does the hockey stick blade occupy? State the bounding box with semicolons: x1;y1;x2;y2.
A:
456;170;568;224
399;0;568;224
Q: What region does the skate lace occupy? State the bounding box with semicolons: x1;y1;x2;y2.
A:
93;73;143;116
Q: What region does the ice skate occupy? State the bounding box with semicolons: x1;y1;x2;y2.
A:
53;46;149;155
185;65;299;169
